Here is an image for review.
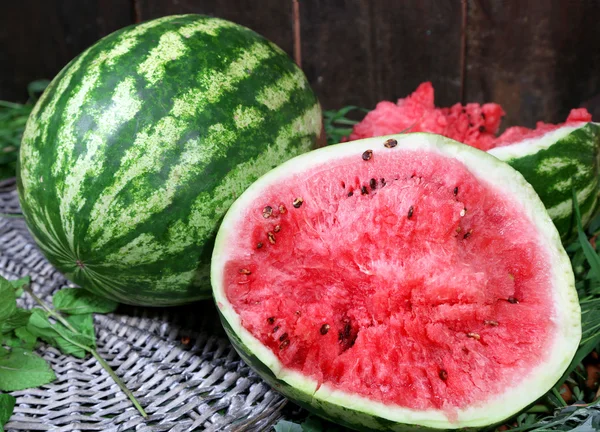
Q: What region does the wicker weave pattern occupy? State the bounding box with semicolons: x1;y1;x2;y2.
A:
0;180;286;432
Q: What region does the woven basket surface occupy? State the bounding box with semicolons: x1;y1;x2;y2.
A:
0;179;290;432
4;178;600;431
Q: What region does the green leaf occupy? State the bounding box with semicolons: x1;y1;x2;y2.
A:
0;310;30;334
573;190;600;282
52;288;118;315
0;348;55;391
0;393;15;429
273;420;303;432
66;314;95;346
301;415;343;432
14;327;37;350
9;276;30;297
0;279;16;322
1;334;24;349
27;310;92;358
26;80;49;100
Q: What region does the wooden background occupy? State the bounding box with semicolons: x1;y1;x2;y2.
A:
2;0;600;128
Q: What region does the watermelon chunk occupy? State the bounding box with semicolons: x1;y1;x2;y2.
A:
348;83;600;241
212;134;580;430
350;82;505;151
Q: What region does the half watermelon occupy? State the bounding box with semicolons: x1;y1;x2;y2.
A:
212;133;580;430
350;83;600;242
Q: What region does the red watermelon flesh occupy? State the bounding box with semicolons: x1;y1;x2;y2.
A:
494;108;592;146
223;148;554;413
349;82;592;149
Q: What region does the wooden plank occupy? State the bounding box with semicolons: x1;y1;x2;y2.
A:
135;0;294;57
0;0;133;102
465;0;600;128
300;0;463;110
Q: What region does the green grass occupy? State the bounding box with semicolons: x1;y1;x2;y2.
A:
0;80;48;180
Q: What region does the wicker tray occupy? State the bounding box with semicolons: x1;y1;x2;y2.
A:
0;178;290;432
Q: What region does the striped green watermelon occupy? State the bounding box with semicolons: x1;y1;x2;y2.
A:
488;122;600;241
349;82;600;241
212;133;580;431
17;14;323;306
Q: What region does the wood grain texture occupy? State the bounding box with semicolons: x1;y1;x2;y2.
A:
2;0;600;121
300;0;463;110
0;0;133;101
135;0;294;57
465;0;600;128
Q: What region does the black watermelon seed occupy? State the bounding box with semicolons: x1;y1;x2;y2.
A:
362;150;373;161
383;138;398;148
293;197;304;208
262;206;273;218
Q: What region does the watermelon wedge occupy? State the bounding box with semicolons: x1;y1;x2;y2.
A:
211;133;580;431
349;83;600;241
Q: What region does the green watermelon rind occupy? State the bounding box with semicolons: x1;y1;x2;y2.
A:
489;122;600;241
17;14;322;306
212;133;580;430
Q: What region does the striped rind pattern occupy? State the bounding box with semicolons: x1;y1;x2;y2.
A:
17;14;322;306
490;123;600;241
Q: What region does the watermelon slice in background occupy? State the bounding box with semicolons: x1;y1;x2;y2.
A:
349;83;600;241
212;133;580;431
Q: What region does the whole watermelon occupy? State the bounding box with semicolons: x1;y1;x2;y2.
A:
17;14;323;306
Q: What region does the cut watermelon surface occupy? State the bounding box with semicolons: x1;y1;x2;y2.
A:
212;134;580;430
348;83;600;242
349;82;591;151
349;82;505;151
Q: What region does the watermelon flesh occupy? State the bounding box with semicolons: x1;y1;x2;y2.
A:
349;82;592;150
223;147;555;414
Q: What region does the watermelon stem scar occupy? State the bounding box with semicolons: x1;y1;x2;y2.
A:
212;133;580;430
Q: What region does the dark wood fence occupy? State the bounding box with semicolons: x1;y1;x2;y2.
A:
3;0;600;127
